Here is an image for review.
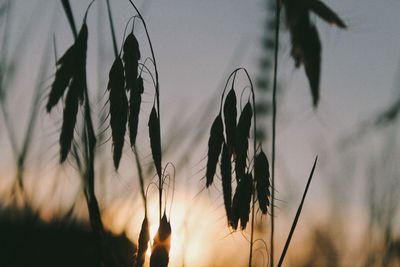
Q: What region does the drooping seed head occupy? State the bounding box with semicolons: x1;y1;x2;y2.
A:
73;22;88;103
236;102;252;141
150;213;171;267
148;106;162;178
129;76;144;146
239;172;253;230
235;102;253;183
223;89;237;152
230;172;253;230
302;24;321;107
255;149;271;214
108;56;128;169
221;142;232;225
59;87;79;163
206;114;224;187
135;216;150;267
231;184;241;230
47;22;88;113
123;32;141;91
283;0;345;108
156;213;172;244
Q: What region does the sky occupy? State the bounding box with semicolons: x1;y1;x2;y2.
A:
1;0;400;265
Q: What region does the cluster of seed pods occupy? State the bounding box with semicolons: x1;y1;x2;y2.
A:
205;69;271;230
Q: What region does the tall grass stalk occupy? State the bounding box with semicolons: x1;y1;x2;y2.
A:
270;1;281;266
246;69;257;267
59;1;115;265
127;0;163;222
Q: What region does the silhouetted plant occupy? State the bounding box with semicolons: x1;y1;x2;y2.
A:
204;67;273;265
282;0;346;107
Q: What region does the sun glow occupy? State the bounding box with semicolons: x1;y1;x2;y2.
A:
131;193;212;266
105;188;249;266
145;222;183;259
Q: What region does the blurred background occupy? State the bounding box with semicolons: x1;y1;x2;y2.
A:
1;0;400;266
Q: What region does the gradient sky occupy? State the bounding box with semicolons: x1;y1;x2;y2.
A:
2;0;400;201
1;1;400;263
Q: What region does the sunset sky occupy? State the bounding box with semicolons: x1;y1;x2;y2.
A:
1;0;400;266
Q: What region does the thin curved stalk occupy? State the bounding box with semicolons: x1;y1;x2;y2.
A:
222;67;258;266
127;0;163;222
242;69;257;267
270;1;281;266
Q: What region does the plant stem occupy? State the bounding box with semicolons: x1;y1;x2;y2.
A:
277;156;318;267
270;1;281;266
244;69;257;267
105;0;118;57
133;146;148;215
60;1;115;266
128;0;162;222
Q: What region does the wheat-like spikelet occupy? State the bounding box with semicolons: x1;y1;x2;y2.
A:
150;213;171;267
123;32;140;92
148;105;162;178
231;182;241;230
221;142;232;225
129;76;144;146
283;0;346;107
255;149;271;214
223;89;237;153
59;86;79;163
46;46;74;112
230;171;253;230
48;21;88;162
302;24;321;107
46;22;87;112
107;56;128;169
235;101;253;183
135;216;150;267
239;172;253;230
205;114;224;187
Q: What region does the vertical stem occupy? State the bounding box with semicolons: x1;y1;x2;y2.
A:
270;1;281;267
245;69;257;267
105;0;118;57
128;0;162;222
60;1;114;265
133;147;148;215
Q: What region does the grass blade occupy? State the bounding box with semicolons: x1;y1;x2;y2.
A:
277;156;318;267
